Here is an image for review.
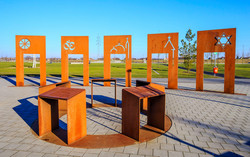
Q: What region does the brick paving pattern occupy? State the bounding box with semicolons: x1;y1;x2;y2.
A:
0;76;249;157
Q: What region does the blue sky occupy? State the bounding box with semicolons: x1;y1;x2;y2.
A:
0;0;249;58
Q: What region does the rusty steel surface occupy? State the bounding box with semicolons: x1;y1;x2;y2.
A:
39;81;71;94
61;36;89;86
39;87;84;100
104;35;132;87
91;79;117;107
91;79;117;82
123;86;165;99
196;28;236;94
122;86;166;141
38;87;86;145
135;80;165;112
69;134;136;148
35;83;171;147
33;113;171;148
147;95;166;130
122;91;140;140
38;82;71;112
16;35;46;86
147;33;179;89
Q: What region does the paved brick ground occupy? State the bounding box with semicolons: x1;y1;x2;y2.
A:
0;76;249;157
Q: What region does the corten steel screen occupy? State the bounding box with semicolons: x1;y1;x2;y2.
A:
147;33;179;89
16;35;46;86
104;35;132;87
61;36;89;86
196;28;236;94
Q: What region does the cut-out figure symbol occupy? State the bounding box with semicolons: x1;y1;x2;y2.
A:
215;33;232;49
64;40;75;50
19;39;30;49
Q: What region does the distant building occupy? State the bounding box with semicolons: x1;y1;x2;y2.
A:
217;57;225;59
241;57;250;59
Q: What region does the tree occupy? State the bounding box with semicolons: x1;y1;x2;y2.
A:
179;29;197;73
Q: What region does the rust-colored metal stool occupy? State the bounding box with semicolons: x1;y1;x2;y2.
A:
38;87;86;145
122;85;166;141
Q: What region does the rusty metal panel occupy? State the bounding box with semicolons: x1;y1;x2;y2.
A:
147;95;166;131
16;35;46;86
67;91;86;145
122;89;140;141
123;86;165;98
149;83;165;92
38;87;86;144
196;28;236;93
39;87;83;100
147;33;178;89
104;35;132;87
38;98;55;136
135;80;165;112
61;36;89;86
39;84;56;95
55;81;71;88
39;81;71;94
39;82;71;111
122;85;166;141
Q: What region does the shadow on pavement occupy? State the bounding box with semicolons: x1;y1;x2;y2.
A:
164;133;243;157
13;96;67;136
166;92;250;109
1;76;16;86
24;77;40;86
86;94;122;107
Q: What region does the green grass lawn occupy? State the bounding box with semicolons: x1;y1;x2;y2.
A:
0;62;250;78
178;63;250;78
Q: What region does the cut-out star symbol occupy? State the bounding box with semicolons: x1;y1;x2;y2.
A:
215;33;232;49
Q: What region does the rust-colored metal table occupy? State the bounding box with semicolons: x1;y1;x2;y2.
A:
38;87;86;145
91;79;117;107
122;85;166;141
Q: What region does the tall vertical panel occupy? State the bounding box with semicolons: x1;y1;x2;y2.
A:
16;35;46;86
104;35;132;87
147;33;178;89
196;28;236;93
61;36;89;86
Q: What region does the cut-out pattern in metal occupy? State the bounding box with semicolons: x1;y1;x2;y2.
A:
19;39;30;49
64;40;75;50
164;36;175;51
110;38;130;59
164;36;175;65
215;33;232;49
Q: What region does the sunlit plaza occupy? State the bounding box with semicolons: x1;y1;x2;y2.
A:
1;1;250;157
0;77;249;157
